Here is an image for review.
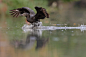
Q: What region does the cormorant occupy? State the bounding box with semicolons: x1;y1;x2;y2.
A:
10;6;49;26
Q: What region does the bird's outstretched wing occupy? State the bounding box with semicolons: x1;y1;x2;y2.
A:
35;6;49;19
41;8;49;18
10;7;35;17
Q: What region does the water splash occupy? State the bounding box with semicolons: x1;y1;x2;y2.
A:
22;22;86;32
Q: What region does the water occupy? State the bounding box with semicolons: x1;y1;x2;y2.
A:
0;21;86;57
1;8;86;57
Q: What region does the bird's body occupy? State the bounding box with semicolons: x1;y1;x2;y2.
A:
10;6;49;27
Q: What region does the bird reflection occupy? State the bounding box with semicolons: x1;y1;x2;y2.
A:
36;36;49;49
11;30;49;50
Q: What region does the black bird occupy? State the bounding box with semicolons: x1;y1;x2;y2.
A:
10;6;49;26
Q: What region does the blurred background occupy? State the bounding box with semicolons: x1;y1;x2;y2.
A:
1;0;86;26
1;0;86;57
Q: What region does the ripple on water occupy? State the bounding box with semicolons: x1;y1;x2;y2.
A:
53;37;59;41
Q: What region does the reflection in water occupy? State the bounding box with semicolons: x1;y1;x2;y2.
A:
11;29;49;50
1;24;86;57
